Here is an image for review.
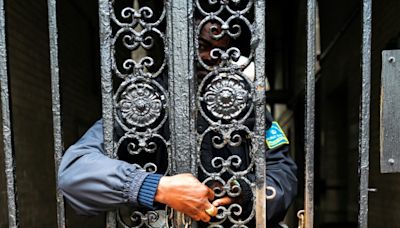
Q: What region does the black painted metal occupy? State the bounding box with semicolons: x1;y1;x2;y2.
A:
0;0;18;226
380;50;400;174
194;0;269;227
101;0;172;227
98;0;117;227
358;0;372;227
305;0;316;227
254;0;267;227
167;0;193;176
97;0;270;227
46;0;66;227
0;0;377;227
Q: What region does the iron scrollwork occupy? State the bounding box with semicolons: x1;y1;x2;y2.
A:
195;0;263;227
110;0;169;227
108;0;265;227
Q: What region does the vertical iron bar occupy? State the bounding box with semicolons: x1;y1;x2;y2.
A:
305;0;316;227
98;0;117;227
167;0;194;226
358;0;371;227
254;0;267;227
0;0;18;227
188;0;197;177
47;0;66;227
166;0;194;175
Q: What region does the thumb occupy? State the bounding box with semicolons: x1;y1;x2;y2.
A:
212;196;234;207
205;202;218;217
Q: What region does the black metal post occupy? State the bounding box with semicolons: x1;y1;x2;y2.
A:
254;0;267;227
47;0;66;227
305;0;316;227
98;0;117;227
0;0;18;227
358;0;372;227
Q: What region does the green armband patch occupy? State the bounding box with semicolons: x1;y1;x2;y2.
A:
266;121;289;149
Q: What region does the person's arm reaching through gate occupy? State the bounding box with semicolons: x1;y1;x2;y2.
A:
58;119;217;222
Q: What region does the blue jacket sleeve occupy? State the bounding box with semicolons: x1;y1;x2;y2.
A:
58;120;160;216
264;112;297;223
265;144;298;224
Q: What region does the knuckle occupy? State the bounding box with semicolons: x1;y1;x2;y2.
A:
187;208;197;216
199;199;209;208
200;187;209;196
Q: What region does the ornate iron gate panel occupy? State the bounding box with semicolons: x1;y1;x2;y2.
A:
0;0;374;227
193;0;268;227
100;0;266;227
97;0;269;227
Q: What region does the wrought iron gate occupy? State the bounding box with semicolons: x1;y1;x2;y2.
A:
0;0;373;227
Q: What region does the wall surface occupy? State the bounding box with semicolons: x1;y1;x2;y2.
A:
316;0;360;226
0;0;102;227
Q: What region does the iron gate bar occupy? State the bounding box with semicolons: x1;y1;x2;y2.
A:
254;0;267;227
0;0;18;226
194;0;268;226
358;0;372;227
166;0;195;175
167;0;196;225
305;0;316;227
47;0;66;227
98;0;117;227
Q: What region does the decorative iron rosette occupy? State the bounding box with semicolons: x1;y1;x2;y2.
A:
115;79;168;132
204;75;248;120
198;71;253;124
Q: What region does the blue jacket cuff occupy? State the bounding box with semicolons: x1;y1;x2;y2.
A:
137;174;162;209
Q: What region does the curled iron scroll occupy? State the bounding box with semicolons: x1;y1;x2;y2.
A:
195;0;260;227
110;1;170;227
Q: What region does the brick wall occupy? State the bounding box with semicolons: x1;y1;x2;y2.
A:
0;1;56;227
0;0;102;227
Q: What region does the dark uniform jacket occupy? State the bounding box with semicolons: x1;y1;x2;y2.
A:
58;112;297;227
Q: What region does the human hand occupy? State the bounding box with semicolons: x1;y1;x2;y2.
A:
154;173;218;222
210;179;241;208
212;196;235;207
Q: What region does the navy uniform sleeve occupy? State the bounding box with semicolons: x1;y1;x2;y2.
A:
58;120;161;216
264;112;298;223
265;144;297;223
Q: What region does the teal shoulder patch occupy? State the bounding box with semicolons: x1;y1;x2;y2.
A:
266;122;289;149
